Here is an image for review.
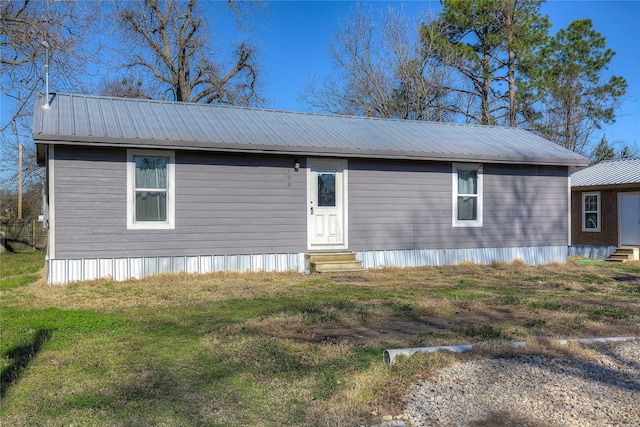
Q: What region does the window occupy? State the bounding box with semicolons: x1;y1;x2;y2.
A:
317;173;336;207
127;149;175;229
452;163;483;227
582;192;600;232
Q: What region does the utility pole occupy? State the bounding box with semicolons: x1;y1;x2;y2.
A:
18;143;23;220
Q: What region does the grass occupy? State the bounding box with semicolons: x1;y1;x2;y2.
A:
1;252;639;426
0;251;45;278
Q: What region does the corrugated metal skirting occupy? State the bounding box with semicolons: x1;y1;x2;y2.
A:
46;246;569;284
46;253;306;284
356;246;568;268
568;245;617;260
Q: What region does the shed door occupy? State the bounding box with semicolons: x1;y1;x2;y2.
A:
619;193;640;246
308;159;347;249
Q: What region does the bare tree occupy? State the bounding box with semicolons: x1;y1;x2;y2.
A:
1;0;100;192
114;0;264;106
99;72;153;99
300;5;454;120
390;12;458;121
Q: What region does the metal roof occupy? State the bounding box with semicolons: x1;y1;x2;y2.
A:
571;157;640;187
33;92;589;166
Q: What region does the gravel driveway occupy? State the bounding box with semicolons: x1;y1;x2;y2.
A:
373;339;639;427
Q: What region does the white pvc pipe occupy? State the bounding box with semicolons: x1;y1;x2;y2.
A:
557;336;636;345
384;345;473;365
383;336;636;364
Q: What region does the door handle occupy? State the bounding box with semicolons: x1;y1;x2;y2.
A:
310;207;314;215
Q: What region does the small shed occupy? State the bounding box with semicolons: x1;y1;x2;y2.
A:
33;93;589;283
570;158;640;260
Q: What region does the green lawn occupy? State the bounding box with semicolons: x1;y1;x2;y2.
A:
1;252;638;426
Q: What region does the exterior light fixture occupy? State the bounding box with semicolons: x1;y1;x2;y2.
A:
294;159;300;171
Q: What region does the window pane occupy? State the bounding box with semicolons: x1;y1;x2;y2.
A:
584;195;598;212
458;169;477;195
136;191;167;221
318;173;336;207
135;156;167;189
584;212;598;229
458;196;477;220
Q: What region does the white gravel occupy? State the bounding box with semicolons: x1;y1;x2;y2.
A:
372;339;640;427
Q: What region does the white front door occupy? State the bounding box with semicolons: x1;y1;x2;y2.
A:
308;159;347;249
619;192;640;246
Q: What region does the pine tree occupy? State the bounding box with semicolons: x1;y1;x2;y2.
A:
521;19;627;154
427;0;549;126
590;136;615;164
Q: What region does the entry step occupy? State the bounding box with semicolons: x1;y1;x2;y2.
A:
605;246;639;262
306;252;366;273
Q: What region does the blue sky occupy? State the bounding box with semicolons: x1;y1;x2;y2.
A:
218;0;639;152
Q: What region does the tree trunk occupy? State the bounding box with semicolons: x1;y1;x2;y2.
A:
481;51;491;125
508;48;516;127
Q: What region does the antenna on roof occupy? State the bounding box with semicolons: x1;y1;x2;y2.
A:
42;40;50;109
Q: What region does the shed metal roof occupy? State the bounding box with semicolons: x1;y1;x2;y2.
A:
571;157;640;187
33;92;589;166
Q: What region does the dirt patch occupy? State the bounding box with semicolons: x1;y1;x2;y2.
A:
283;319;434;345
330;275;369;282
256;300;639;348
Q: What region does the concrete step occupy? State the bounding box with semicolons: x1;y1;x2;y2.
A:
313;260;365;273
306;252;366;272
616;247;638;255
606;254;632;262
307;252;358;263
605;246;639;262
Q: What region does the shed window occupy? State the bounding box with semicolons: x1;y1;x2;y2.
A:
452;163;483;227
127;149;175;229
582;192;600;232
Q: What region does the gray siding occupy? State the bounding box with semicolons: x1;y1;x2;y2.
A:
53;146;307;259
52;146;569;261
348;159;569;251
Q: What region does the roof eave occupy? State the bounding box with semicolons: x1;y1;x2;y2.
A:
571;182;640;190
33;134;589;167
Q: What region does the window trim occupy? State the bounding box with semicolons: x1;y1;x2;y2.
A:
127;149;175;230
582;191;601;232
452;163;483;228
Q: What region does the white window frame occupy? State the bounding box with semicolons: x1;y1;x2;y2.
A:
452;163;483;227
127;149;175;230
582;191;601;232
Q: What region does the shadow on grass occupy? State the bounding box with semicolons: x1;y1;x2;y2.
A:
1;329;51;400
